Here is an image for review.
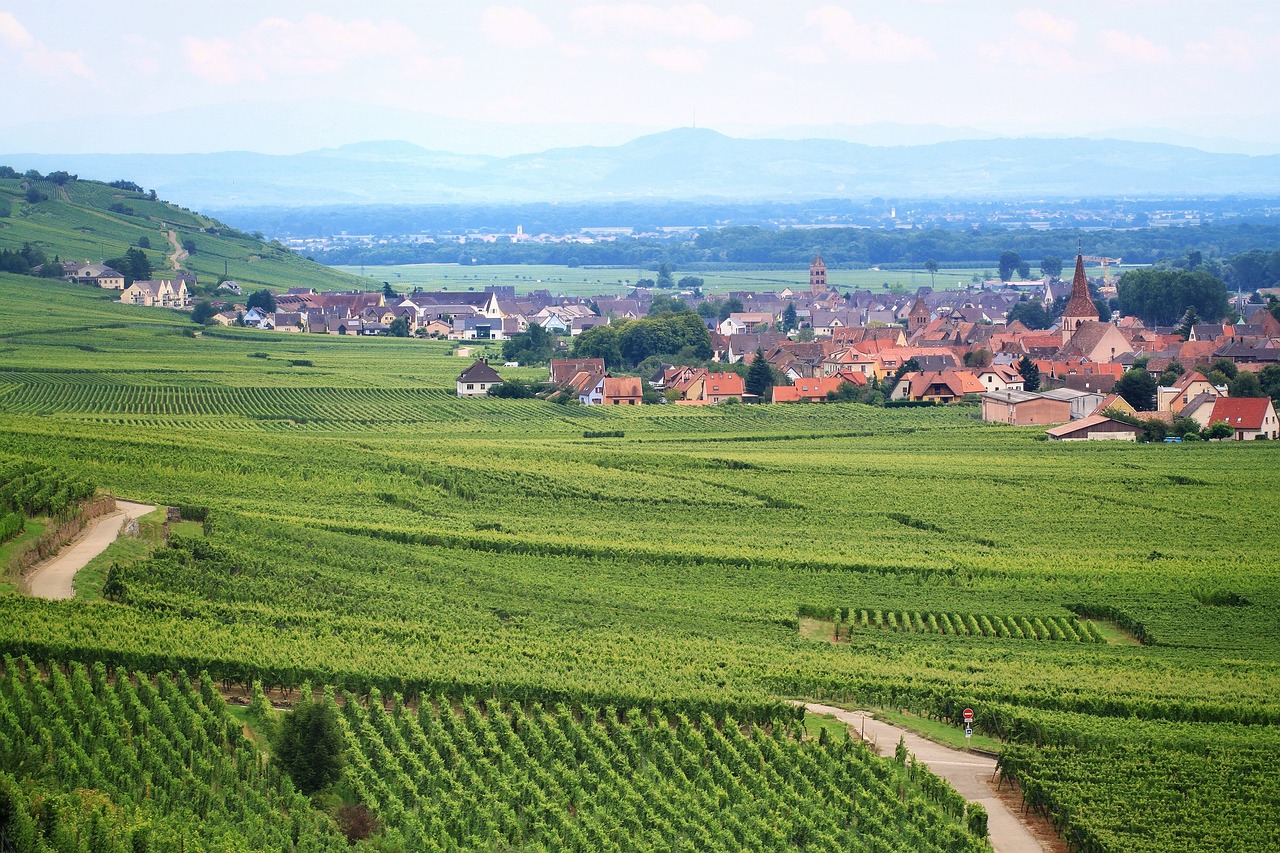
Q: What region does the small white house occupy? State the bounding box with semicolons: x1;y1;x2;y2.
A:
456;359;503;398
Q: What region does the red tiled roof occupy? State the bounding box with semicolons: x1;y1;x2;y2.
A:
1208;397;1272;430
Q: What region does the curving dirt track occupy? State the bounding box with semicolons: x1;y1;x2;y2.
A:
800;702;1059;853
23;501;157;599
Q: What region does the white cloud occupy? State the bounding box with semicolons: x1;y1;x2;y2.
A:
0;12;92;80
777;44;830;66
1099;29;1170;64
1186;29;1258;71
572;3;752;43
1013;9;1077;46
184;15;433;85
482;6;554;49
648;45;708;73
804;5;936;63
0;12;33;48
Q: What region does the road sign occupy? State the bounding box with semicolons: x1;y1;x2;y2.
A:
965;726;972;738
963;707;974;723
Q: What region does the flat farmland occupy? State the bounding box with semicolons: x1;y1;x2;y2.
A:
332;262;990;296
1;273;1277;852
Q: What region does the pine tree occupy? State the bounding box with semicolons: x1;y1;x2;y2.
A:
1017;355;1040;392
745;348;773;399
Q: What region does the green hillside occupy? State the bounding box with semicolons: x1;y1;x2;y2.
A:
0;170;361;292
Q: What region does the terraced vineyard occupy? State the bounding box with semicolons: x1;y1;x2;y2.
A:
2;272;1279;851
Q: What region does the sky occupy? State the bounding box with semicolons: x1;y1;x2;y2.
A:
2;1;1279;155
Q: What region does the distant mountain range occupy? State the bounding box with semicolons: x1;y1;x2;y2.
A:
5;128;1280;209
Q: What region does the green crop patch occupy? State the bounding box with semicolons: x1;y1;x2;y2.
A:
801;607;1106;643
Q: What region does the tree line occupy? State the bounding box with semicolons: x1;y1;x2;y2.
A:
308;222;1280;270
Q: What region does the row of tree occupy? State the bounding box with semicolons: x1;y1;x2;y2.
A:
309;222;1280;271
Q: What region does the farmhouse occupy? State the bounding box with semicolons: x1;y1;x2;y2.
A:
456;359;503;398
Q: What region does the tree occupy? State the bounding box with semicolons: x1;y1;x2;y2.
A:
1040;256;1063;279
246;289;277;312
1006;301;1053;330
677;275;703;291
1175;307;1199;340
137;235;151;249
1229;370;1262;398
190;300;216;324
24;187;46;204
998;250;1021;282
745;348;773;399
1016;261;1032;280
656;263;674;289
1018;355;1040;392
1116;368;1158;411
924;259;939;287
647;294;687;315
182;238;197;255
570;323;623;369
388;316;410;337
1116;269;1229;326
1210;358;1238;381
274;699;344;795
502;323;555;366
1204;420;1234;441
382;281;396;299
782;302;798;332
105;247;152;284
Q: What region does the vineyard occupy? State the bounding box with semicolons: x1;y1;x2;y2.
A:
801;606;1108;643
1;271;1279;850
331;689;987;851
0;657;347;852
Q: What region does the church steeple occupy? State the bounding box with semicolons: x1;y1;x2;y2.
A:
810;254;827;294
1061;252;1099;343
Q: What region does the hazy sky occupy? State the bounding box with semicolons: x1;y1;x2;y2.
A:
3;1;1279;154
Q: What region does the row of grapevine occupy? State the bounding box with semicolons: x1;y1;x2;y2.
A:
328;688;989;852
0;656;348;852
0;462;95;518
819;608;1106;643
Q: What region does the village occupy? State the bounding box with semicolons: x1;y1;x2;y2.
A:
60;253;1280;441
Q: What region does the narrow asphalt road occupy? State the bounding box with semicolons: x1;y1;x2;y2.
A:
24;500;157;599
801;702;1051;853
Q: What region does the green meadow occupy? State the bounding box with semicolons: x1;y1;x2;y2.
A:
1;273;1278;851
335;262;990;297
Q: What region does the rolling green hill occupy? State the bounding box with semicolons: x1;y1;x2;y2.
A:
0;171;361;293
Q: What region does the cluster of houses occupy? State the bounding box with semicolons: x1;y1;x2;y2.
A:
65;254;1279;440
453;254;1280;440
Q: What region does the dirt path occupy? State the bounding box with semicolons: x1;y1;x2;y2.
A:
23;501;156;599
800;702;1059;853
164;229;188;271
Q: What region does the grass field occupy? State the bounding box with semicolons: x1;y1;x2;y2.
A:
334;262;991;297
1;271;1277;851
0;175;364;293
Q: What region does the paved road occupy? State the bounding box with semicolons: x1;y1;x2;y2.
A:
801;702;1049;853
24;500;157;599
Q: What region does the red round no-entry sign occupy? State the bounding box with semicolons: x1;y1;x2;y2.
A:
963;707;974;722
